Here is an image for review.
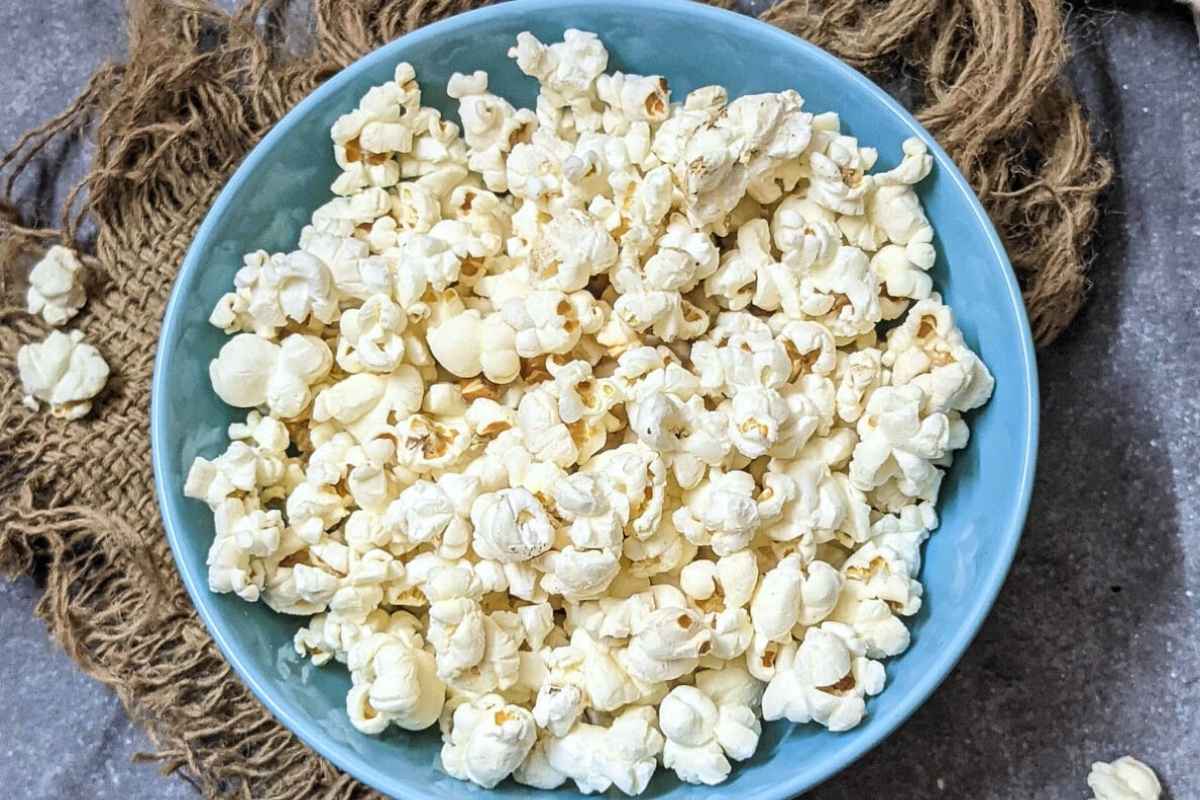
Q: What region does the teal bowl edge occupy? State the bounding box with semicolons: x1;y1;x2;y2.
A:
150;1;1040;797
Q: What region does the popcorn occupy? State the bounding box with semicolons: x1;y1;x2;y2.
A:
311;368;424;444
1087;756;1163;800
441;694;537;788
596;72;670;133
448;70;536;192
848;383;960;502
751;553;843;641
346;629;445;732
471;488;556;563
385;474;478;557
761;622;885;732
239;250;340;335
660;667;764;785
26;245;86;326
531;681;584;740
209;333;332;419
203;498;277;602
883;297;995;414
619;606;711;683
705;218;776;311
185;29;993;794
808;135;877;215
529;209;619;292
336;294;406;373
18;329;110;419
673;469;785;556
537;546;621;600
531;706;664;795
503;290;587;358
667;90;813;229
184;416;290;508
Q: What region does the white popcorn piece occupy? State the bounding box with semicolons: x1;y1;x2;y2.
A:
441;693;537;789
808;135;876;216
535;705;664;796
1087;756;1163;800
448;70;537;193
471;488;556;563
532;683;584;737
18;329;110;419
829;580;911;659
668;90;813;229
772;195;840;266
336;294;406;373
385;474;478;557
619;606;711;683
750;553;843;642
529;209;619;293
761;622;885;732
705;218;776;311
203;498;280;602
596;71;670;133
545;628;643;712
660;685;730;786
509;29;609;105
209;333;332;419
214;250;339;338
835;347;883;423
311;367;424;444
26;245;86;326
848;383;958;502
660;667;764;785
841;541;923;616
184;418;290;509
347;630;445;732
537;545;621;601
884;297;995;414
427;308;522;384
394;413;473;474
673;470;776;556
874;137;933;187
502;290;587;358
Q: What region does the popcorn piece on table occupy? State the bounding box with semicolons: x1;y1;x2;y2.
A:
26;245;86;326
18;329;109;419
1087;756;1163;800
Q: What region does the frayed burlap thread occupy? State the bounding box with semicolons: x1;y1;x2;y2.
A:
0;1;1108;798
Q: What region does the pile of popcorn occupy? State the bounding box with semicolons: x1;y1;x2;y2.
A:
185;30;994;793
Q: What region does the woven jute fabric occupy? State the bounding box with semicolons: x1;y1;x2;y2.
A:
0;1;1109;797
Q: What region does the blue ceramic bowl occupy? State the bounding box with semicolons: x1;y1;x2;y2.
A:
151;1;1038;797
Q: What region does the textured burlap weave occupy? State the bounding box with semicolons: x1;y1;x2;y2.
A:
0;1;1109;798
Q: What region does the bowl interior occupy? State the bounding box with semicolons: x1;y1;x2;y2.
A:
152;1;1037;798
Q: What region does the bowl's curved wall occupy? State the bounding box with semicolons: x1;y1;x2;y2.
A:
152;1;1038;797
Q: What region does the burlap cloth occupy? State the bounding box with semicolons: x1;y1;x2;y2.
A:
0;1;1110;797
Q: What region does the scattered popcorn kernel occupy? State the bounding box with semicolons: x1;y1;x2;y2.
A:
18;329;109;419
26;245;86;326
1087;756;1162;800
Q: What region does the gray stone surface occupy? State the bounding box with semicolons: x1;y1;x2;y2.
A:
1;1;1197;798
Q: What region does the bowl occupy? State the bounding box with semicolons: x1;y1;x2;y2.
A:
151;1;1039;797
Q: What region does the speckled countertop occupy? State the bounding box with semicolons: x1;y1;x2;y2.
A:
2;1;1197;798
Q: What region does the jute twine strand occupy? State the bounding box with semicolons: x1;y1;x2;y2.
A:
0;1;1109;798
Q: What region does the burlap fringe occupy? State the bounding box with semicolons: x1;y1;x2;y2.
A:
0;1;1109;798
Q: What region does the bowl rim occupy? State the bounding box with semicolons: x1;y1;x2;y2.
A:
151;0;1040;797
